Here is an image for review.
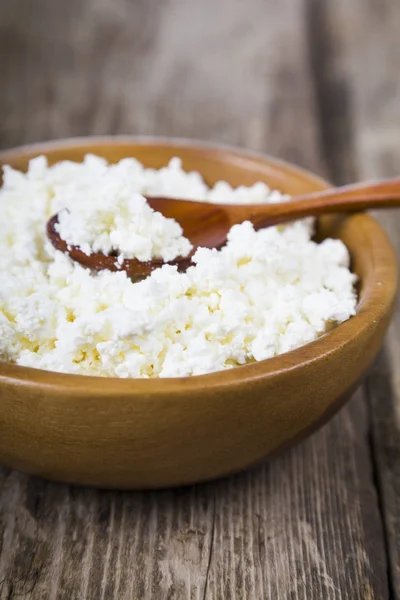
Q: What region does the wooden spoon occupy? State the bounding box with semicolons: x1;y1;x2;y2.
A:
47;177;400;277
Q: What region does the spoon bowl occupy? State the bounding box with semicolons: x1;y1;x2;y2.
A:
46;212;192;278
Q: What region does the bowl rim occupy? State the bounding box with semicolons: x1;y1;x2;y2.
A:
0;135;397;395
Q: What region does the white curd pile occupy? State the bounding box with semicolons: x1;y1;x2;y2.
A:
0;155;357;378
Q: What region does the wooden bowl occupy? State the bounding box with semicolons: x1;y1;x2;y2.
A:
0;137;397;489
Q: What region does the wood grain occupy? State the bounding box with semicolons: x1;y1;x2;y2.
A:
0;0;398;598
305;1;400;596
0;391;389;599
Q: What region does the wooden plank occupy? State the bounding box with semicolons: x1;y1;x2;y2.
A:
0;0;391;598
0;392;388;600
366;349;400;600
306;0;400;596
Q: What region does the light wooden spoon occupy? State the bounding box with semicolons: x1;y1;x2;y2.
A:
47;177;400;277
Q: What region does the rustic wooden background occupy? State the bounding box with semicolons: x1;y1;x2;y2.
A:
0;0;399;598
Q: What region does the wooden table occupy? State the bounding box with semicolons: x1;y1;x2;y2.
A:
0;0;399;598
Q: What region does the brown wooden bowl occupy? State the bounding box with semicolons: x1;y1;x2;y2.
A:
0;137;397;489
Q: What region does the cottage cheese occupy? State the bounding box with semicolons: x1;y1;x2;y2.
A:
0;155;357;378
55;185;192;262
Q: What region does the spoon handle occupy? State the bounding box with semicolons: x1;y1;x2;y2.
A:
228;177;400;228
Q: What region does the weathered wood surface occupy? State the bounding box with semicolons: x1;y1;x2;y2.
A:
0;0;399;598
312;1;400;596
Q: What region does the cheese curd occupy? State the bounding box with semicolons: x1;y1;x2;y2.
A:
0;155;357;378
55;185;193;262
